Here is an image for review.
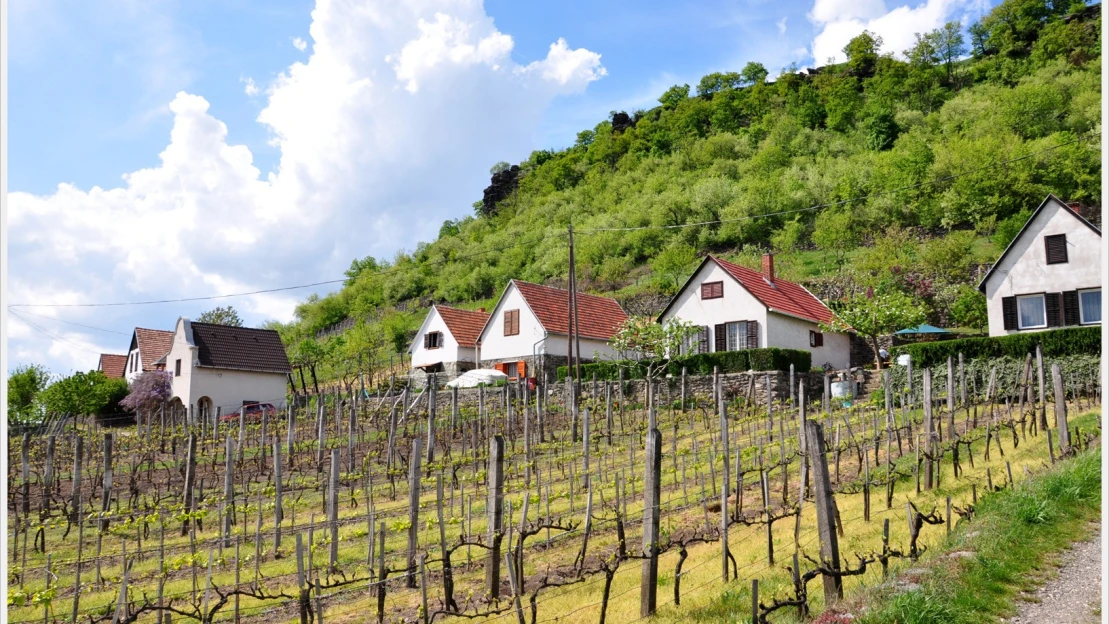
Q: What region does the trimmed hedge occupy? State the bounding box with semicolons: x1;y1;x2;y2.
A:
556;348;812;382
889;326;1100;368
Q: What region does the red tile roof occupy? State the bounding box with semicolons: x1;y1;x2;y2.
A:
135;328;174;371
512;280;628;341
98;354;127;379
435;306;490;348
190;322;292;374
711;255;836;325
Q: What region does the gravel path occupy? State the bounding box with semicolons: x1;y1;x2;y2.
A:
1005;527;1101;624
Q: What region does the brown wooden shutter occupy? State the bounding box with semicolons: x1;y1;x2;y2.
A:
1044;234;1068;264
1045;292;1062;327
698;326;709;354
1063;290;1080;325
1002;297;1017;330
504;310;519;336
714;324;727;352
746;320;758;349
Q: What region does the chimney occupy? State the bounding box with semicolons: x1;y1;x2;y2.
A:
762;253;775;283
478;307;486;313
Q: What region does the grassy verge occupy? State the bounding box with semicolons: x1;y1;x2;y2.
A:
859;441;1101;624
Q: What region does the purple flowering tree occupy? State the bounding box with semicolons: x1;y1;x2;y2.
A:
120;370;173;415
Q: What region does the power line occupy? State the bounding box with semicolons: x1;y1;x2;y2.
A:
8;310;107;355
10;309;130;335
575;137;1085;234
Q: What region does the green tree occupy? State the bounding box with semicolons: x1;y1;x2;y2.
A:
7;364;50;426
949;285;989;333
197;306;244;327
822;291;928;369
844;31;884;78
771;219;806;254
609;317;701;379
860;108;900;150
489;161;511;174
919;230;977;282
932;21;967;86
39;371;128;419
812;208;858;265
739;62;769;86
659;84;690;110
650;243;698;293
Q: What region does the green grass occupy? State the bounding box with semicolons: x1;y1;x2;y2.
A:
859;428;1101;624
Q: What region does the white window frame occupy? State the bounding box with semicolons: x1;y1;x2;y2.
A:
725;321;747;351
1016;294;1047;330
1078;288;1101;325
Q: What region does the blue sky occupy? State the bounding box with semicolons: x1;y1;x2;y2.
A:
7;0;997;374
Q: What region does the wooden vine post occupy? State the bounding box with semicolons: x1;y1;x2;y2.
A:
805;419;843;603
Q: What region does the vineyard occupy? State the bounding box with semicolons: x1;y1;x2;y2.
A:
7;353;1102;624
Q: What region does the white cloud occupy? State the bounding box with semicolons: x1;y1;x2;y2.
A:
9;0;605;372
776;17;788;35
243;77;259;96
292;37;308;52
809;0;987;65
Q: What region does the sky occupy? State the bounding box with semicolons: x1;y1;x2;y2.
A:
6;0;997;375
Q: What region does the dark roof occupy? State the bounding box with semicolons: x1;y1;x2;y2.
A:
510;280;628;341
133;328;174;372
435;306;490;348
190;322;292;374
977;194;1102;293
98;354;127;379
658;255;836;325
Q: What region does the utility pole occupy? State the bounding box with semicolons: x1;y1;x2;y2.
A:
567;224;575;385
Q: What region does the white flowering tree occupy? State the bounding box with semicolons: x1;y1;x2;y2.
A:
610;317;701;379
821;290;926;370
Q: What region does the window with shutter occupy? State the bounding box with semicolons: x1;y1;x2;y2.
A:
1045;292;1062;327
714;324;727;352
698;326;709;354
1002;297;1018;330
504;310;519;336
1017;295;1047;329
1063;291;1080;326
517;360;527;379
1079;289;1101;324
809;330;823;347
701;281;723;299
746;320;758;349
1044;234;1068;264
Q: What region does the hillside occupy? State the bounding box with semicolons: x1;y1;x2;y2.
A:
270;0;1102;387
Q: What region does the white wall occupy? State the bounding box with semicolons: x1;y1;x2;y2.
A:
478;283;623;363
764;312;850;370
166;317;288;416
658;261;769;350
188;368;289;416
124;348;142;383
410;308;476;368
983;200;1102;336
165;318;198;408
479;284;548;361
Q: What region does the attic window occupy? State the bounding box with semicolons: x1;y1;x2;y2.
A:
1044;234;1068;264
424;331;443;349
701;281;723;299
504;309;520;336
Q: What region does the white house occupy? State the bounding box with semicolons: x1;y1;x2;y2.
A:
124;328;174;383
158;317;292;420
408;305;490;377
657;254;851;370
978;195;1102;337
476;280;629;380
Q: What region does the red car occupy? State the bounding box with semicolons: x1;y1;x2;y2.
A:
219;403;277;424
